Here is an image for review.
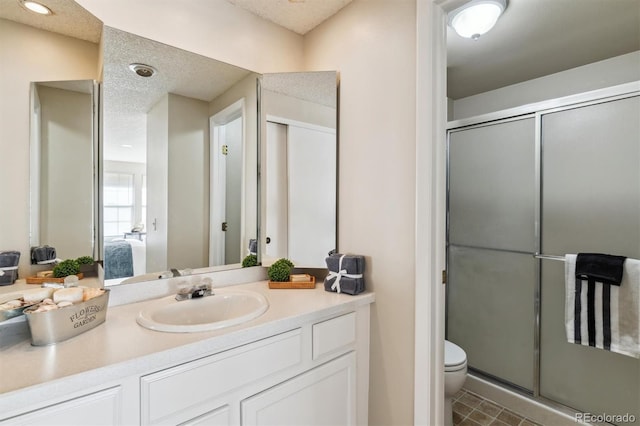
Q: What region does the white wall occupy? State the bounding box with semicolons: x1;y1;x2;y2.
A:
0;19;99;277
262;88;337;129
303;1;418;424
146;96;169;273
167;94;210;269
453;51;640;120
37;85;93;259
75;0;304;74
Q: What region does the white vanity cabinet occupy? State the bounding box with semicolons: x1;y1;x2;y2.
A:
0;284;373;426
140;309;367;426
241;352;356;426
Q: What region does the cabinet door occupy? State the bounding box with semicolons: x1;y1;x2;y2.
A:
242;352;356;426
0;387;122;426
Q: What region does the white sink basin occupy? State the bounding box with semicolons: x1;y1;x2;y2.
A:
136;289;269;333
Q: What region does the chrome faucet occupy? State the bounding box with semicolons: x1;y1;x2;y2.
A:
175;280;214;301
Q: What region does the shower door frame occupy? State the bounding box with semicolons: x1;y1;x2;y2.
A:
445;81;640;413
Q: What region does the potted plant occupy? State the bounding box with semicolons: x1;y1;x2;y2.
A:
267;258;294;282
76;256;98;277
53;259;80;278
242;254;258;268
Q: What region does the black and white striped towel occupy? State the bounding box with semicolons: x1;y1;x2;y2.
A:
565;254;640;358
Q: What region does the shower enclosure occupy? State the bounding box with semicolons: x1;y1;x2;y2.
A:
446;83;640;423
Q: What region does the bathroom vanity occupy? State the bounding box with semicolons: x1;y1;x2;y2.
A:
0;281;374;425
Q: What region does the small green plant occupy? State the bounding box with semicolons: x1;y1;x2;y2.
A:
242;254;258;268
76;256;94;265
267;258;294;282
53;259;80;278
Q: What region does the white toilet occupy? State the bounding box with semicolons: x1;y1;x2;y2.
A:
444;340;468;426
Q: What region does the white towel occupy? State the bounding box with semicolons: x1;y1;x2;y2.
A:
565;254;640;358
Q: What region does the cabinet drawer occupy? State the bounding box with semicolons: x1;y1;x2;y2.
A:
0;387;122;426
141;329;302;425
312;312;356;360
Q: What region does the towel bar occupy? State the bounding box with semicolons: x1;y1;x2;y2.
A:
534;254;565;262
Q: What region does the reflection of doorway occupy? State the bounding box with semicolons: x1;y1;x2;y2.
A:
210;99;245;266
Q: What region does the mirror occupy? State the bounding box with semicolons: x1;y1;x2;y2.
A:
101;27;259;283
29;80;97;262
260;72;338;268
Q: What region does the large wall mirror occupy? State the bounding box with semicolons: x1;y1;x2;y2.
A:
100;26;259;284
25;26;339;288
261;72;338;268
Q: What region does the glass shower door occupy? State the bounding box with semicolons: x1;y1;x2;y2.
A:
447;117;537;391
540;95;640;423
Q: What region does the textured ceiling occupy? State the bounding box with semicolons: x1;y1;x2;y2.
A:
0;0;101;42
102;26;253;163
263;71;337;107
447;0;640;99
2;0;638;107
226;0;352;35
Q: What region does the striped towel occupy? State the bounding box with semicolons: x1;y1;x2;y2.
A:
565;254;640;358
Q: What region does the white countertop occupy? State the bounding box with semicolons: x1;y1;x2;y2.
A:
0;281;374;412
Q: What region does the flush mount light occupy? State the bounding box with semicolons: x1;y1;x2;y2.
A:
20;0;53;15
448;0;506;40
128;63;157;78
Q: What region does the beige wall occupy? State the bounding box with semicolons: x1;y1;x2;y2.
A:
304;1;418;424
0;19;99;277
75;0;304;74
167;94;210;269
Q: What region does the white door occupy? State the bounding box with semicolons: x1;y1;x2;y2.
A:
210;100;244;267
264;121;289;264
287;124;336;267
241;352;356;426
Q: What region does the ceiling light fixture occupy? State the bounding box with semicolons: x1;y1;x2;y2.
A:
128;63;157;78
448;0;506;40
20;0;53;15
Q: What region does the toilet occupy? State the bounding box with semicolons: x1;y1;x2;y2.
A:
445;340;468;426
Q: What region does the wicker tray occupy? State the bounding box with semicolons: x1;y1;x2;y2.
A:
26;273;84;284
268;275;316;289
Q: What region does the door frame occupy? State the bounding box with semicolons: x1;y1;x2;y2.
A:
210;98;245;266
415;1;453;424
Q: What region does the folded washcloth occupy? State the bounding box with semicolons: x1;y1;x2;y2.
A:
324;253;365;295
576;253;626;285
0;251;21;267
326;253;364;275
565;254;640;358
248;239;257;255
30;245;56;264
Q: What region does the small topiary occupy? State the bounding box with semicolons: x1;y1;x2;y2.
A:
242;254;258;268
53;259;80;278
267;258;294;282
76;255;94;265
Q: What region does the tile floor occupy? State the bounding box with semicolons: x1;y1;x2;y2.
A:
453;389;543;426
